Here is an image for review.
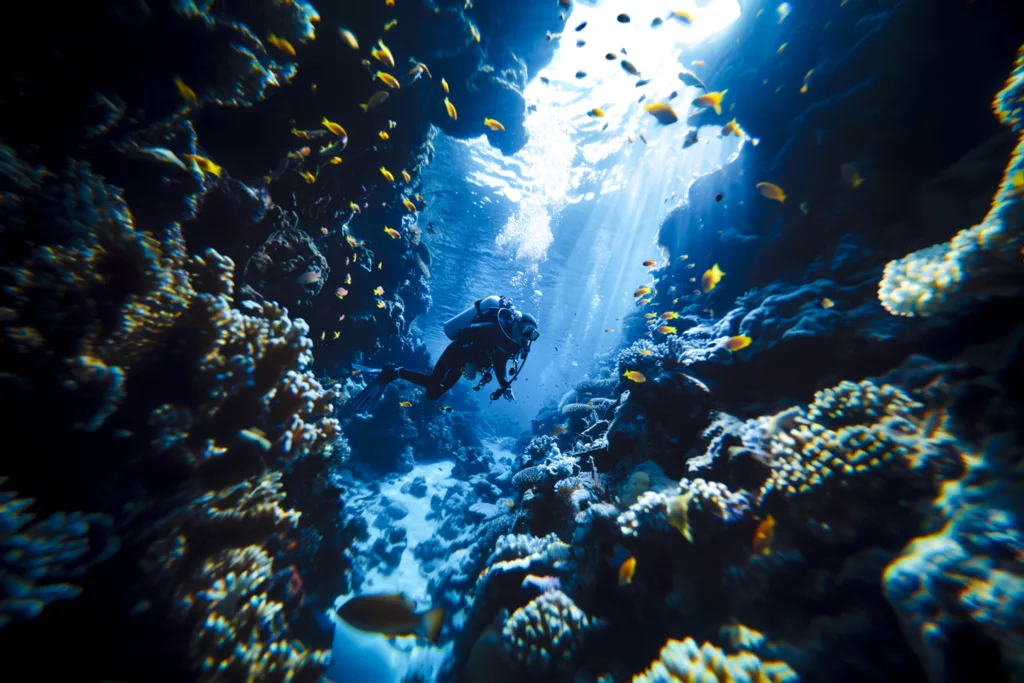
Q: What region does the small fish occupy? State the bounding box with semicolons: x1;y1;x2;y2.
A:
715;193;724;202
239;428;272;451
345;273;353;284
349;202;361;214
575;20;587;31
721;118;744;138
651;17;664;27
333;331;341;340
360;91;390;111
642;260;656;267
389;120;398;128
645;313;657;319
605;328;615;332
292;128;313;139
617;13;630;23
483;117;505;132
372;40;395;68
376;71;401;89
401;170;411;182
299;170;316;184
575;71;587;79
777;42;787;55
776;2;791;24
415;193;425;203
683;129;699;148
618;556;637;586
439;405;453;412
321;227;329;236
403;198;416;212
469;23;481;42
589;108;605;118
547;31;561;42
636;79;651;87
444;97;457;120
800;201;809;215
621;60;640;76
550;426;568;436
677;69;706;90
322;117;346;136
384;19;398;31
441;78;450;94
373;286;384;296
693;90;727;115
637;297;650;306
398;401;413;408
660;311;679;320
691;60;705;67
840;163;865;188
673;10;694;24
605;53;617;60
756;182;787;203
174;77;198;104
335;287;348;299
638;349;654;356
380;166;395;182
656;325;677;335
379;130;390;140
335;594;445;643
634;286;651;297
540;76;551;84
752;514;776;555
725;335;751;351
182;154;222;177
644;102;678;125
623;370;646;383
376;300;386;309
702;263;725;293
666;490;695;542
296;271;320;285
821;298;834;309
384;227;401;239
267;33;297;57
338;27;359;50
386;0;394;5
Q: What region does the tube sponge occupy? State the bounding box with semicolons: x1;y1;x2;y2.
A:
878;44;1024;316
631;637;798;683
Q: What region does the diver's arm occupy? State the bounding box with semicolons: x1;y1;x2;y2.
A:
493;350;510;388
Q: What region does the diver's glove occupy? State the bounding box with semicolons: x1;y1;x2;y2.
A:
491;386;515;401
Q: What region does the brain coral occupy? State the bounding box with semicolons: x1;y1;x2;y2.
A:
631;637;798;683
878;43;1024;316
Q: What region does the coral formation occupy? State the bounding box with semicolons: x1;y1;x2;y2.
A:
879;45;1024;316
631;637;798;683
501;590;592;673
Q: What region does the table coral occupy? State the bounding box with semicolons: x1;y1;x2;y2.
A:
630;637;798;683
878;44;1024;316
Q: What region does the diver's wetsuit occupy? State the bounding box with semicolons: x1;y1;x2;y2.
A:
398;320;521;400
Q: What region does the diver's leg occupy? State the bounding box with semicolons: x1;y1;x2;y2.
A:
424;345;468;400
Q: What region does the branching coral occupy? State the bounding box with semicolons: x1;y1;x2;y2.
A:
0;480;117;627
500;590;592;673
878;44;1024;316
753;379;960;536
631;637;798;683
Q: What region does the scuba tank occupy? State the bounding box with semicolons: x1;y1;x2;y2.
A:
444;295;515;341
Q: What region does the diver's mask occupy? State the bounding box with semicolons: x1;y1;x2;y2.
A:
518;313;540;345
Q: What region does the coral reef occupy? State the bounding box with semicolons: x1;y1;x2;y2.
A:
501;590;592;673
631;637;797;683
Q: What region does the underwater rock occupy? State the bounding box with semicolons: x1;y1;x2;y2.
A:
244;222;330;307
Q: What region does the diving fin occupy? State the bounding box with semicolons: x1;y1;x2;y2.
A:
347;369;386;413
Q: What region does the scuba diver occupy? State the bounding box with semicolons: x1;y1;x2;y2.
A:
348;295;539;411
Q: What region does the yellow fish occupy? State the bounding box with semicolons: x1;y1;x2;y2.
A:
384;19;398;31
674;10;694;24
380;166;395;182
483;118;505;132
588;107;605;117
666;490;695;542
349;202;361;214
645;313;657;320
634;286;651;297
644;102;678;125
174;77;198;104
623;370;646;383
415;193;425;203
702;263;725;293
373;286;384;296
725;335;751;351
376;71;401;89
692;90;727;115
401;170;411;182
660;312;679;320
333;331;341;340
377;300;386;309
638;349;654;356
322;117;346;136
721;118;744;138
372;40;395;68
330;156;343;165
339;27;359;50
403;198;417;212
618;556;637;586
755;182;787;203
469;23;481;42
379;130;390;140
300;170;316;184
752;514;775;555
656;325;677;335
385;0;395;5
777;42;787;55
384;227;401;239
821;298;834;309
408;63;432;80
267;33;297;57
840;163;865;189
182;154;222;177
637;298;650;306
441;78;450;94
399;401;412;408
444;97;457;120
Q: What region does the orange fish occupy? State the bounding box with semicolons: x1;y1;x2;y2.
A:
618;556;637;586
752;514;775;555
821;298;834;309
692;90;727;115
642;260;656;267
550;426;568;436
267;33;297;57
725;335;751;351
701;263;724;293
